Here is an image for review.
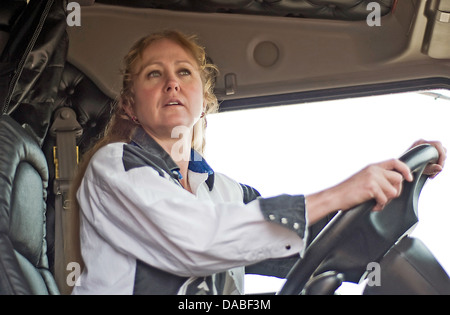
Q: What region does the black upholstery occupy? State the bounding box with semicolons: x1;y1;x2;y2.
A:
0;1;26;54
96;0;394;21
55;63;113;154
0;115;59;295
42;62;113;174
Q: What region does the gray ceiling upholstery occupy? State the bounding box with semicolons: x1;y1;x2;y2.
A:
95;0;395;21
67;0;450;103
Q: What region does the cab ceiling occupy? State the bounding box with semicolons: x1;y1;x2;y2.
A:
67;0;450;103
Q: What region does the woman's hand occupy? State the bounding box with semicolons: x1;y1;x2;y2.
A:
331;159;413;212
306;159;413;224
408;139;447;178
306;140;446;225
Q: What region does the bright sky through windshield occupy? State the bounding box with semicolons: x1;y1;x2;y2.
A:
204;90;450;294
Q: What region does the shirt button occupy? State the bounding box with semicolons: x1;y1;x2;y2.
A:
281;218;288;225
293;222;300;230
269;214;276;221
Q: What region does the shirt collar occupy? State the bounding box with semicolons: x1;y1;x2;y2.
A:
189;149;214;175
131;127;215;191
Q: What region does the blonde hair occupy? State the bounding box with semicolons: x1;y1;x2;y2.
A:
71;30;219;217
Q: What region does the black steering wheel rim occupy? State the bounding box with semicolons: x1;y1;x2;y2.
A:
278;144;439;295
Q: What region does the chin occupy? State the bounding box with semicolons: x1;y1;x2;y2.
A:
163;120;195;133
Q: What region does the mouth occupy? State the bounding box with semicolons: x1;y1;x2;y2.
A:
164;100;184;107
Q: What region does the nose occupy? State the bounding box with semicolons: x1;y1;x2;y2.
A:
165;78;180;93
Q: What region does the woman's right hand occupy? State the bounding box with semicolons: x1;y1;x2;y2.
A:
306;159;413;225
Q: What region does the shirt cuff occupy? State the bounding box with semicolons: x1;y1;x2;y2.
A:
258;194;307;239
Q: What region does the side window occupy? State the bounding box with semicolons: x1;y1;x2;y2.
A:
205;89;450;294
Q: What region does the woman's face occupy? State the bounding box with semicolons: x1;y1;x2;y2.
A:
126;39;205;139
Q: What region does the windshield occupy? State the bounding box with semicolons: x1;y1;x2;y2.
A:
204;89;450;294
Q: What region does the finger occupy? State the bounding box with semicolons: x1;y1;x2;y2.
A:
421;141;446;177
371;183;388;212
411;140;447;167
433;142;447;167
378;170;403;201
379;159;413;182
383;170;404;197
425;164;443;178
368;170;400;211
409;139;426;150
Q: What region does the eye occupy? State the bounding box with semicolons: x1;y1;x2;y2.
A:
147;70;161;78
179;69;191;76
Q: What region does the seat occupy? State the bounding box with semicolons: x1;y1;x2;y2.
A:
0;114;59;295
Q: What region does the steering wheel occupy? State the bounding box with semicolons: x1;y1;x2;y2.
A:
278;144;439;295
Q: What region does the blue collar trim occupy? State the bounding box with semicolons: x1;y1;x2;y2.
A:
189;149;214;175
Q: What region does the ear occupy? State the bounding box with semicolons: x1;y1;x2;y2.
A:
123;102;135;119
203;99;208;113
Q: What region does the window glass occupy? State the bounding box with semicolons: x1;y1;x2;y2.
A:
204;90;450;294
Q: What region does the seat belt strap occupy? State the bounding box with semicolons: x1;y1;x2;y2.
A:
50;107;83;295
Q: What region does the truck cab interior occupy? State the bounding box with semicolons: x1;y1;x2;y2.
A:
0;0;449;295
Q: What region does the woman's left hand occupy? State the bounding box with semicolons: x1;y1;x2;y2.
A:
409;139;447;178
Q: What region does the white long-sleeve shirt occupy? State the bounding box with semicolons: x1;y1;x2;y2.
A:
72;127;307;295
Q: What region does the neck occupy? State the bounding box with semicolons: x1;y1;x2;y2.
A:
142;126;193;188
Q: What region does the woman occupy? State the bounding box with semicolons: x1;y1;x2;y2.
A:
71;30;446;294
